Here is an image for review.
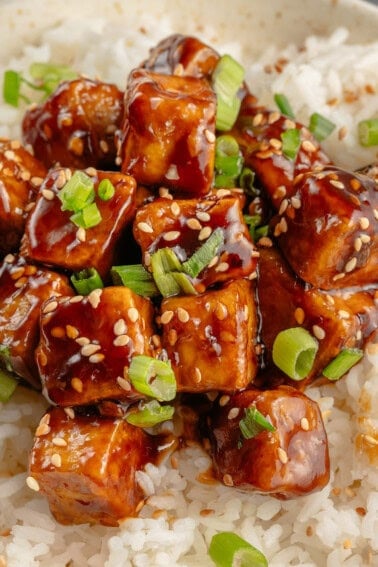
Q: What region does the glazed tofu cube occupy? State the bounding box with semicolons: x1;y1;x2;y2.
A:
0;254;73;387
120;69;216;196
160;279;258;392
133;194;258;290
0;139;47;256
272;167;378;289
206;387;330;498
21;167;136;277
257;247;378;388
22;78;124;170
28;407;154;526
36;286;158;406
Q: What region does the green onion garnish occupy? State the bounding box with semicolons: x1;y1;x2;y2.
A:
254;225;269;240
322;348;363;381
281;128;301;160
70;202;102;229
0;369;18;403
243;214;262;241
212;54;245;131
29;62;77;95
128;355;177;402
171;272;198;295
182;227;224;278
239;167;257;196
272;327;319;381
58;171;95;213
111;264;159;297
70;268;104;295
150;248;183;297
98;178;115;201
0;344;13;372
358;118;378;147
214;174;238;188
239;406;276;440
309;112;336;142
3;70;24;107
274;93;295;119
215;135;243;177
125;400;175;428
209;532;268;567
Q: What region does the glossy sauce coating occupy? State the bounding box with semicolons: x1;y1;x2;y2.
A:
206;387;330;498
22;78;123;170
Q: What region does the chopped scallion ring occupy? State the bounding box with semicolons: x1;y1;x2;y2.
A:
172;272;198;295
309;112;336;142
150;248;183;297
58;171;95;213
209;532;268;567
239;406;275;440
98;178;115;201
322;348;363;381
182;227;224;278
272;327;319;381
215;135;243;178
2;70;23;107
239;167;257;196
70;202;102;229
215;95;242;132
358;118;378;147
243;214;262;241
281;128;301;161
125;400;175;428
214;174;238;188
70;268;104;295
128;355;177;402
111;264;159;297
0;369;18;403
274;93;295;119
212;55;245;131
0;344;13;372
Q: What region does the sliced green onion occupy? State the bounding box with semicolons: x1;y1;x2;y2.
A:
58;171;95;213
182;227;224;278
70;268;104;295
172;272;198;295
274;93;295;119
243;214;262;241
255;225;269;240
111;264;159;297
3;70;23;107
125;400;174;428
239;406;275;440
98;178;115;201
322;348;363;381
239;167;257;196
214;174;238;188
29;62;77;95
128;355;177;402
70;202;102;229
153;272;181;297
0;344;13;372
0;369;18;403
212;55;245;131
209;532;268;567
272;327;319;381
309;112;336;142
358;118;378;147
281;128;301;161
150;248;183;297
215;135;243;177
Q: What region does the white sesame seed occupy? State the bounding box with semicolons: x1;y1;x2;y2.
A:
26;476;40;492
207;255;219;268
89;353;105;363
170;202;181;216
165;164;179;180
219;395;230;407
161;310;174;324
214;302;228;320
187;218;202;230
278;447;288;464
273;185;287;200
113;334;130;347
196;211;211;222
338;310;350;319
205;129;216;143
301;417;310;431
302;140;317;153
30;176;44;187
329;179;345;190
71;377;83;393
128;307;139;323
87;288;102;308
215;261;230;273
359;217;370;230
268;111;280;124
198;226;212;241
69;295;83;303
41;188;55;200
4;253;15;263
52;437;67;447
345;257;357;273
216;189;231;198
137;221;154;234
312;325;326;340
163;230;180;241
43;300;58;314
35;423;51;436
360;233;371;244
227;407;240;420
291;196;301;209
333;272;346;281
75;336;90;346
177;307;190;323
64;407;75;419
117;376;131;391
81;343;101;357
114;318;127;336
373;209;378;220
223;474;234;486
354;237;362;252
51;453;62;467
76;227;86;242
278;198;288;215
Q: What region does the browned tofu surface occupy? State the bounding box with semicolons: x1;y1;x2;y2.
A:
0;255;73;387
160;279;258;392
120;69;216;196
0;139;47;256
133;194;258;290
206;387;330;498
20;167;136;277
22;78;123;170
28;407;156;526
36;286;158;406
271;167;378;289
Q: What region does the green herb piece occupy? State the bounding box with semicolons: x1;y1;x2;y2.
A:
0;369;18;403
0;344;13;372
29;62;77;95
322;348;363;381
209;532;268;567
239;406;276;440
128;355;177;402
239;167;257;196
358;118;378;147
274;93;295;119
182;227;224;278
125;400;175;428
281;128;301;160
3;70;24;107
70;268;104;295
98;178;115;201
171;272;198;295
212;55;245;131
243;214;262;241
150;248;183;297
111;264;159;297
58;171;95;213
309;112;336;142
272;327;319;381
70;202;102;229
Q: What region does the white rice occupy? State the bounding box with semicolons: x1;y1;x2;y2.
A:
0;16;378;567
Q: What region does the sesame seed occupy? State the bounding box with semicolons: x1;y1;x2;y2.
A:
177;307;190;323
87;289;102;308
338;310;350;319
76;227;86;242
313;325;326;340
187;218;202;230
52;437;67;447
207;255;219;268
152;334;161;348
66;325;79;339
113;319;127;336
194;367;202;383
117;376;131;391
223;474;234;487
354;237;362;252
71;377;83;393
159;187;173;199
359;217;370;230
329;179;345;190
360;233;371;244
35;422;51;436
89;353;105;363
4;253;15;263
269;137;282;150
216;189;231;198
252;113;264;126
268;111;280;124
364;434;378;445
277;447;288;464
10;267;25;280
214;302;228;321
356;329;362;341
26;476;40;492
273;185;287;200
227;407;240;420
333;272;346;281
302;140;317;153
137;221;154;234
161;310;174;324
81;343;101;357
373;209;378;220
41;188;55;200
165;164;179;180
99;139;109;153
64;407;75;419
69;295;83;303
300;417;310;431
170;202;181;216
294;307;305;325
163;230;180;241
51;453;62;467
113;334;130;347
30;176;44;187
256;149;273;160
215;261;230;273
20;170;31;181
168;328;178;346
43;300;58;314
278;198;288;215
128;307;139;323
284;118;296;130
76;336;90;346
205;129;216;143
196;211;211;222
219;395;230;407
291;196;301;209
197;226;212;241
345;257;357;273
